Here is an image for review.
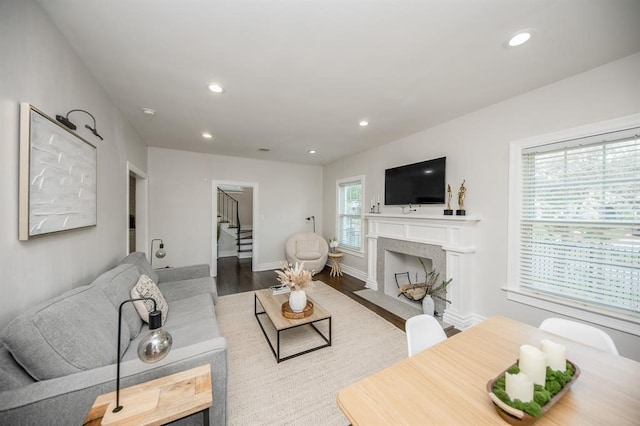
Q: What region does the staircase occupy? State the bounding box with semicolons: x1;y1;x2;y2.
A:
217;189;252;258
237;228;253;256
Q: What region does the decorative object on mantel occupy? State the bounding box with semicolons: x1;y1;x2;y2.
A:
275;261;314;313
487;339;580;425
444;184;453;215
456;179;467;216
370;194;381;214
396;258;452;316
19;103;97;240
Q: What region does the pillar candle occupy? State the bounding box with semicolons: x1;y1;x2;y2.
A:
519;344;547;386
505;372;534;402
541;339;566;372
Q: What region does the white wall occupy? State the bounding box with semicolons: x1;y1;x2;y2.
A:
0;0;148;329
148;148;322;271
323;52;640;360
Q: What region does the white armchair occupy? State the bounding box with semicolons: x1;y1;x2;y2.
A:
285;232;329;274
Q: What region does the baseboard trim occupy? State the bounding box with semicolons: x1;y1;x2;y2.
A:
322;261;368;282
254;261;282;272
443;311;485;330
340;264;368;282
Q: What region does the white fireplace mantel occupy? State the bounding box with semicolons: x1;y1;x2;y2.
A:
365;213;480;330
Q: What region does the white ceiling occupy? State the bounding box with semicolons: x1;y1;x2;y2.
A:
37;0;640;165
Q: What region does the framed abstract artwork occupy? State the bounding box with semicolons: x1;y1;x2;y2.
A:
19;103;97;240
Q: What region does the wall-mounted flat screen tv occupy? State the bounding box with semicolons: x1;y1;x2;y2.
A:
385;157;446;205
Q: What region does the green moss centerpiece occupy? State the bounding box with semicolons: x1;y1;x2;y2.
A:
487;361;580;425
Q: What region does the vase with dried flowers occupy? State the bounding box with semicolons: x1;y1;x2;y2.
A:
275;261;313;313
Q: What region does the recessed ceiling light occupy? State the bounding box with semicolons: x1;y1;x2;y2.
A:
141;108;156;116
207;83;225;94
202;132;213;139
359;120;369;127
506;30;535;48
308;150;317;154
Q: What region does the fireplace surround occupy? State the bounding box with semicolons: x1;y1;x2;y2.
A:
365;213;480;330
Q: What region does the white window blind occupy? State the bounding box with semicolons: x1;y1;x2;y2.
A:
520;130;640;315
337;178;363;251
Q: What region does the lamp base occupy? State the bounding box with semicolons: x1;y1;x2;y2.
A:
104;388;162;424
456;209;466;216
443;209;453;215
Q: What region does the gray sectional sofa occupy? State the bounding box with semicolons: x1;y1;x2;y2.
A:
0;252;227;425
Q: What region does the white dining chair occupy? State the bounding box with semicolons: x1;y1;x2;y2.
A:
405;314;447;356
539;317;619;355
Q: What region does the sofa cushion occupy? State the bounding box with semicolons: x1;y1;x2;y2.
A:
1;286;124;381
162;295;216;331
157;277;216;303
121;294;218;362
119;252;159;284
131;274;169;325
92;263;143;338
0;346;35;391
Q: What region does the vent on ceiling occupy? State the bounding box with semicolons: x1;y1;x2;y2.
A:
258;147;270;152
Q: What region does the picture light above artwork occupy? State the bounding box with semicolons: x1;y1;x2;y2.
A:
55;109;104;140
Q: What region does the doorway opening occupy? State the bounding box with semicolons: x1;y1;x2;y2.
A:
127;163;148;255
212;180;258;277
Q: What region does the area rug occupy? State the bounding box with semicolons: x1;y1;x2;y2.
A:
215;281;407;425
352;288;422;320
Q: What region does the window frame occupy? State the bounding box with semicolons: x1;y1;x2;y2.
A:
335;175;365;256
507;114;640;336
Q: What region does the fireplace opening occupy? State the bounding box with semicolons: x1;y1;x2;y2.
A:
376;237;448;317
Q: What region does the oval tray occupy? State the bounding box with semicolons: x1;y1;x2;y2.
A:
486;360;581;425
281;301;314;319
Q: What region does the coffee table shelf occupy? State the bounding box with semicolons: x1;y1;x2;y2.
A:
254;289;332;363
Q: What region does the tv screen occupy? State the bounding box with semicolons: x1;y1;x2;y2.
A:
385;157;446;205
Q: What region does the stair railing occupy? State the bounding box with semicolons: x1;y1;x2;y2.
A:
217;188;242;249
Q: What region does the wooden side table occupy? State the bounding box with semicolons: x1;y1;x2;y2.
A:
328;252;344;277
84;364;212;426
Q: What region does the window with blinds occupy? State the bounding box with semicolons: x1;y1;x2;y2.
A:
337;177;364;251
520;129;639;316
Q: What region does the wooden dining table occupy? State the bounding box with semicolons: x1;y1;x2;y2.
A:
337;316;640;425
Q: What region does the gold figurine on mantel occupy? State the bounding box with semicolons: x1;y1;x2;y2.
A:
456;180;466;216
444;184;454;215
